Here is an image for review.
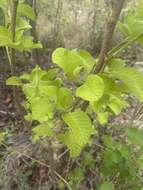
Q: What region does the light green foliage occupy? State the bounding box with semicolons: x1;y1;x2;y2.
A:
101;134;141;187
97;112;109;125
60;110;93;157
52;48;95;78
110;1;143;57
32;122;53;142
108;58;126;71
126;128;143;147
138;154;143;169
29;97;54;122
0;26;13;47
0;0;42;51
76;74;104;101
5;1;143;188
67;151;95;189
100;181;115;190
68;168;84;189
0;132;7;143
7;43;143;161
56;88;74;110
17;3;36;21
118;0;143;44
108;94;128;115
6;76;22;86
110;67;143;101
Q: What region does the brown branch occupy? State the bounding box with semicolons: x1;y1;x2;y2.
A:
30;0;40;66
79;0;125;112
10;0;25;122
92;0;126;74
10;0;18;74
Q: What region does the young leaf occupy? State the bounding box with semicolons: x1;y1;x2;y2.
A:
16;17;31;31
108;94;128;115
32;122;53;142
110;67;143;101
97;112;109;125
76;74;104;102
0;26;12;46
6;76;22;86
29;97;54;122
100;182;115;190
15;36;42;51
108;58;126;71
52;48;95;77
138;154;143;169
17;3;36;20
59;110;93;157
126;128;143;147
56;87;74;110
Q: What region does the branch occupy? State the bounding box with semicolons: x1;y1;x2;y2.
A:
92;0;126;74
10;0;19;74
80;0;125;111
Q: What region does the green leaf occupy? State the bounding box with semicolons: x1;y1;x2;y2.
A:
59;110;93;157
15;36;42;51
103;135;131;158
126;128;143;147
108;94;128;115
76;74;104;102
22;83;37;100
52;48;95;77
56;87;74;110
118;1;143;45
0;132;7;143
42;69;59;81
6;76;22;86
108;58;126;71
90;94;109;113
0;26;12;46
17;3;36;20
77;49;95;67
29;97;54;122
110;67;143;101
32;122;53;141
0;0;8;13
100;74;118;94
38;85;58;102
138;154;143;169
100;182;115;190
69;168;85;189
97;112;109;125
16;17;31;31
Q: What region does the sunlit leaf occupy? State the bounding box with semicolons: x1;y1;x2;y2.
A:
59;110;93;157
76;74;104;102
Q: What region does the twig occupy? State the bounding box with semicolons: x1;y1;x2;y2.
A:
81;0;125;111
92;0;126;74
58;148;69;160
10;0;18;74
0;110;15;116
10;0;24;118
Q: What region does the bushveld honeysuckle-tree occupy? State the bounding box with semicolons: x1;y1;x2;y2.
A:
3;0;143;189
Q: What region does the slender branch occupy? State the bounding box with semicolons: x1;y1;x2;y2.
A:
10;0;18;74
79;0;125;112
92;0;126;74
10;0;25;122
30;0;40;65
48;139;56;182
